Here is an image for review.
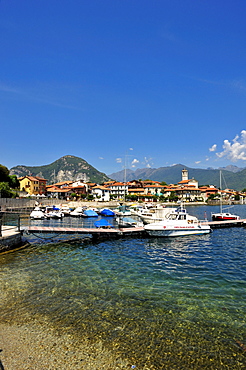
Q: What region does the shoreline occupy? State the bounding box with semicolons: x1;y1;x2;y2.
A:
0;321;130;370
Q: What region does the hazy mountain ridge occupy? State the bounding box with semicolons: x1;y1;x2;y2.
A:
10;155;111;184
109;164;246;191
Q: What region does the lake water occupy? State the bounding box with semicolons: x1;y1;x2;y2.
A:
0;205;246;369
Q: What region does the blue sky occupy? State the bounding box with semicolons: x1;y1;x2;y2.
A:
1;0;246;175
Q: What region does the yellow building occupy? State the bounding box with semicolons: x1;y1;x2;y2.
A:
18;176;47;195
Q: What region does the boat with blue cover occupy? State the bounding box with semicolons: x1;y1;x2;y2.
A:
100;208;115;217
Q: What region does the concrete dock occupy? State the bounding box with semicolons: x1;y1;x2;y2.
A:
0;225;23;253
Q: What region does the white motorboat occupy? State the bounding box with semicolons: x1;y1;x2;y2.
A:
30;206;45;219
144;205;211;237
44;206;64;219
70;207;85;217
132;205;175;224
59;204;71;216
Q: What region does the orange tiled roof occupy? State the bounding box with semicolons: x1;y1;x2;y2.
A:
144;184;166;188
92;185;110;190
53;181;73;186
110;182;125;186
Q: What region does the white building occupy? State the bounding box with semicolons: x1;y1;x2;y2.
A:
91;185;110;202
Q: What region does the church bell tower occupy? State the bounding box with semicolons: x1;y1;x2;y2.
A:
182;169;188;181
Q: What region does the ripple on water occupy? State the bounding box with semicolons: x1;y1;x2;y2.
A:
0;228;246;368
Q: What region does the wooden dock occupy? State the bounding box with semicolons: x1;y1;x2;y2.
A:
22;218;246;237
22;225;146;238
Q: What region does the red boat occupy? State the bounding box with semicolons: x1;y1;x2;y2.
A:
211;171;240;222
211;212;240;221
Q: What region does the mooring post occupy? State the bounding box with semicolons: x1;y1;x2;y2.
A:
0;212;2;237
18;215;20;232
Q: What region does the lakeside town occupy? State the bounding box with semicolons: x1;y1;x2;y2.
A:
16;168;246;204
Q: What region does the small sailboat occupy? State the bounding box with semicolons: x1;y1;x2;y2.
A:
211;171;239;221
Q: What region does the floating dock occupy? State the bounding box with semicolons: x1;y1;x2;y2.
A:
22;225;146;239
22;218;246;237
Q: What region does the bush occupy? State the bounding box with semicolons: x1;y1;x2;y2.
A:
0;182;16;198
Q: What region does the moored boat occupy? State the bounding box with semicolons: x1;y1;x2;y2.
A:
211;211;240;221
59;204;71;216
211;170;239;222
99;208;115;217
144;205;211;237
114;205;131;216
116;216;144;228
70;207;85;217
83;208;98;217
44;206;64;219
132;204;175;224
30;206;45;219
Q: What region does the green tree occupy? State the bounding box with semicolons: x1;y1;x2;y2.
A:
9;175;20;189
0;182;15;198
0;165;9;182
168;193;178;202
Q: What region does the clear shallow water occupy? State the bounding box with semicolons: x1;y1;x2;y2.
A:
1;205;246;369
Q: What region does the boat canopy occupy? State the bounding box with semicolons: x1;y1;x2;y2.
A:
94;219;113;228
83;209;98;217
100;208;115;216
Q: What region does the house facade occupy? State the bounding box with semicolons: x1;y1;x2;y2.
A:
19;176;47;195
109;182;128;199
91;185;110;201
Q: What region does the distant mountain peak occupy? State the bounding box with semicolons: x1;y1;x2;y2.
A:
10;155;110;184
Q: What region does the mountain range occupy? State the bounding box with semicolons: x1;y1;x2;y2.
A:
109;164;246;191
9;155;246;191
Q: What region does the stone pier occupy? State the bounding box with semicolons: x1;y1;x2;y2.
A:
0;226;23;253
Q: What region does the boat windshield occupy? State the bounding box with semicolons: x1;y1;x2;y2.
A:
168;213;178;220
178;214;186;220
168;213;187;220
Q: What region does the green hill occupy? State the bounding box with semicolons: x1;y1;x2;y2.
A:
10;155;111;184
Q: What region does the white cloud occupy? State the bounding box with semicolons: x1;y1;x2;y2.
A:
131;158;139;167
216;130;246;162
116;158;122;163
209;144;217;152
99;157;104;160
195;161;201;164
143;157;153;168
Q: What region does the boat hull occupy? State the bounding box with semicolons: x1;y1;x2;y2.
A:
145;226;211;237
211;213;239;221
